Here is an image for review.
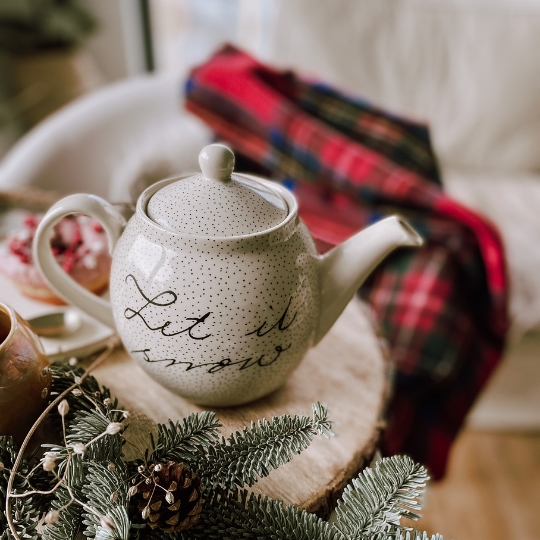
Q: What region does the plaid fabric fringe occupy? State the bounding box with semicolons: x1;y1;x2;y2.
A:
185;45;509;479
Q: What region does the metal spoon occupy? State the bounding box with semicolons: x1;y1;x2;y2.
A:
28;309;82;338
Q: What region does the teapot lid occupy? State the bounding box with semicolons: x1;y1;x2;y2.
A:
146;144;288;237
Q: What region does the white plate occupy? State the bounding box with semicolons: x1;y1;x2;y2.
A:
0;273;115;362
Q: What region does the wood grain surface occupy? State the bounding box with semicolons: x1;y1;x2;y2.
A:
419;431;540;540
93;298;389;517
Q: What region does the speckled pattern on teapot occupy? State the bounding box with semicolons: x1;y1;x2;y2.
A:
33;144;423;406
110;194;319;406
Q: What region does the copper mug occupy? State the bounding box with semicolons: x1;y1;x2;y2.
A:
0;303;52;444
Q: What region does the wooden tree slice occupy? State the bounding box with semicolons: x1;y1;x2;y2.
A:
93;297;389;517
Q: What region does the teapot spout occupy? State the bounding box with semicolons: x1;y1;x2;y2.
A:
315;215;423;344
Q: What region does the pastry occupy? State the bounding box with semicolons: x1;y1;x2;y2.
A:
0;214;111;304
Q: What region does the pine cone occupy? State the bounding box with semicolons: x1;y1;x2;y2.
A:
132;461;202;533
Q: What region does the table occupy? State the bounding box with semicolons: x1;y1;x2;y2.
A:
93;297;389;517
0;189;389;516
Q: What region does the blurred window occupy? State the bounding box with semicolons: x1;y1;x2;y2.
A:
149;0;278;75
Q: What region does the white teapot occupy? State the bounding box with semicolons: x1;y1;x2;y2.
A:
33;144;422;406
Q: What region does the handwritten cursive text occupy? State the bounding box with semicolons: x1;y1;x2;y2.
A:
245;297;297;337
132;344;291;373
124;274;212;339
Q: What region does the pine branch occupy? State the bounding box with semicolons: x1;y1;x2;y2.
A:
41;404;127;540
0;493;43;540
198;403;332;489
0;436;48;540
312;402;334;436
50;363;113;415
148;488;345;540
150;412;221;465
41;454;86;540
47;363;117;443
41;488;82;540
66;409;125;462
82;462;131;540
334;455;429;539
2;359;448;540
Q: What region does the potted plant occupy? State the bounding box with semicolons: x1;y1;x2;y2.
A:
0;0;102;129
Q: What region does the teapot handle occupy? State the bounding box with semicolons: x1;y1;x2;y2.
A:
33;194;126;329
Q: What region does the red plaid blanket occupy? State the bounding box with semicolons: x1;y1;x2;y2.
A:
185;45;509;479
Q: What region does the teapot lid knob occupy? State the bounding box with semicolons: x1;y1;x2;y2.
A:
199;144;235;181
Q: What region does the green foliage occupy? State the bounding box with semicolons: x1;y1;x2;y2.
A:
0;365;444;540
198;403;333;489
50;363;114;413
39;366;126;540
0;0;96;53
47;363;116;438
370;530;443;540
82;462;131;540
66;409;125;461
40;450;88;540
150;412;221;465
184;488;346;540
334;456;431;540
145;456;442;540
0;436;49;540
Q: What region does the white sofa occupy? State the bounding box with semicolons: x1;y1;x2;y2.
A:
267;0;540;341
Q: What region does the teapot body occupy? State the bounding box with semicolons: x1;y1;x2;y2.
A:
110;187;320;406
32;145;423;407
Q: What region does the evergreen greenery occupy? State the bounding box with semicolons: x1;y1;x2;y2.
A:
335;455;427;538
0;363;443;540
198;402;333;489
0;436;48;540
0;0;96;54
149;412;221;466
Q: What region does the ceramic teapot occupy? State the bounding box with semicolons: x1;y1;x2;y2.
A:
33;144;422;406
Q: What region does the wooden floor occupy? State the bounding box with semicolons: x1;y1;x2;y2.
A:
414;430;540;540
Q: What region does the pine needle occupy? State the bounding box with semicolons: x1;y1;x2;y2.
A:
198;403;333;489
0;365;447;540
0;436;47;540
334;455;429;538
150;411;221;465
82;462;131;540
186;488;345;540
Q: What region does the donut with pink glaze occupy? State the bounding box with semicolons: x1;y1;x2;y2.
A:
0;214;111;304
